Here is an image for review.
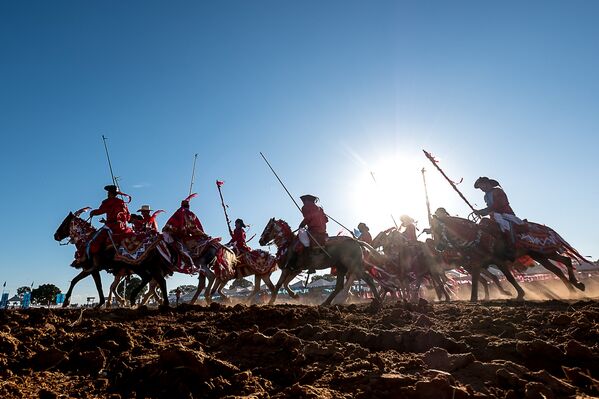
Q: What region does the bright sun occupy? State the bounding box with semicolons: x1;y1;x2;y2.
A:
350;154;439;234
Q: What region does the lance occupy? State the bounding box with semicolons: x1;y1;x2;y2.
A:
370;171;399;229
421;167;433;228
259;152;331;258
189;153;198;196
423;150;477;213
216;180;234;237
101;135;130;203
101;135;118;188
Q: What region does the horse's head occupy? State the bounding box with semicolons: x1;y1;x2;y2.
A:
54;212;75;241
431;211;480;251
259;218;279;246
54;208;95;244
259;218;292;247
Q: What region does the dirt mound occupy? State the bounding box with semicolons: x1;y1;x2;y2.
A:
1;300;599;398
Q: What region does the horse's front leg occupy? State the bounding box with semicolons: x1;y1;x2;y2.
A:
63;269;93;307
322;271;346;306
269;269;289;305
91;270;106;308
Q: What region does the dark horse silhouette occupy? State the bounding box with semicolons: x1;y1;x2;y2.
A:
54;211;172;308
259;218;382;306
431;210;586;302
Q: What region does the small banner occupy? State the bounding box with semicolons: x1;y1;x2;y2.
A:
0;293;8;309
22;292;31;309
55;293;65;305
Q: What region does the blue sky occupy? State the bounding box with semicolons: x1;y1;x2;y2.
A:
1;1;598;302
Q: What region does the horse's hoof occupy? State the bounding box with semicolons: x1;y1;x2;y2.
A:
290;293;300;300
574;282;586;291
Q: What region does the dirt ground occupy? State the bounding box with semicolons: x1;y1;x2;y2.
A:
1;297;599;399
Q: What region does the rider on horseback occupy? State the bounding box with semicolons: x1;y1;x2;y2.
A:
131;205;160;233
286;194;328;273
357;222;372;244
162;194;207;272
400;215;418;243
227;218;251;255
87;185;133;269
473;177;523;261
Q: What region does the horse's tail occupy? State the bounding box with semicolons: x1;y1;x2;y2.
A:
552;229;588;266
214;246;237;279
525;222;587;265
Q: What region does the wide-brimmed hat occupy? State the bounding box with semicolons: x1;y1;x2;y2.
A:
104;185;118;194
357;222;369;231
400;215;415;225
300;194;318;203
474;177;500;189
235;218;247;228
434;207;449;218
137;205;152;212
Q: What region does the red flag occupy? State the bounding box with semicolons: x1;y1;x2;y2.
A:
216;180;224;187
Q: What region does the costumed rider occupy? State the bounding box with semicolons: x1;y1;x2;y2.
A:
296;194;328;274
227;218;251;255
88;184;133;268
162;194;206;272
357;222;373;244
473;177;522;261
131;204;161;233
399;215;418;243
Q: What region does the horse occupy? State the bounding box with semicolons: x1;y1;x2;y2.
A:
171;236;236;305
259;218;382;306
431;210;586;301
371;228;451;302
201;248;280;304
54;210;172;308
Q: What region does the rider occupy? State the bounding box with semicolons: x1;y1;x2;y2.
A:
131;205;160;233
399;214;419;272
288;194;328;273
88;185;133;268
400;215;418;243
357;222;372;244
162;194;208;272
162;194;206;243
228;218;251;255
473;177;522;260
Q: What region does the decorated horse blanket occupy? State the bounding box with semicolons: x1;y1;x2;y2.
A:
182;236;236;279
237;249;277;275
113;231;171;265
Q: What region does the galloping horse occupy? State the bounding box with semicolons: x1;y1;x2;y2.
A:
371;228;451;302
431;211;587;301
179;237;237;305
259;218;382;306
198;249;279;304
54;210;172;307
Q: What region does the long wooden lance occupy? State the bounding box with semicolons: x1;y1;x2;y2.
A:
422;150;476;213
259;152;331;258
189;154;198;196
101;135;118;188
421;167;433;227
216;180;234;237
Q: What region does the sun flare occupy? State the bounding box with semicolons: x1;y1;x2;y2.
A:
350;154;442;235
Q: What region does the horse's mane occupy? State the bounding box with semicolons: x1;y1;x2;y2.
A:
438;216;481;241
274;219;293;237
